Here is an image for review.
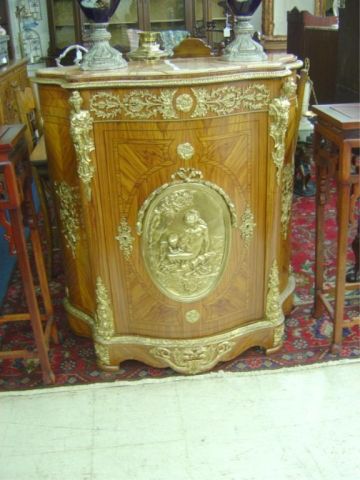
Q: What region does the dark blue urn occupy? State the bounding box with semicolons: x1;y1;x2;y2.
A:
221;0;266;62
76;0;127;70
77;0;120;23
226;0;262;17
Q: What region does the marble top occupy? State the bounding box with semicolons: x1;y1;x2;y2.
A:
34;53;302;88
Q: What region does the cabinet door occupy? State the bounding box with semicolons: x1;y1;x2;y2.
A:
200;0;229;49
195;0;205;35
144;0;185;30
89;108;267;338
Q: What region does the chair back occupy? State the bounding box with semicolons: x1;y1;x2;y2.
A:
14;85;43;154
13;83;52;277
172;37;212;58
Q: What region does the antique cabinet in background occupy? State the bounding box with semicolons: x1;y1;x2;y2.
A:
34;54;301;374
46;0;82;63
47;0;194;62
286;8;338;104
0;59;29;125
335;0;359;102
46;0;232;64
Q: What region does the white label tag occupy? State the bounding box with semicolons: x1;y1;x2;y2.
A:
223;27;231;38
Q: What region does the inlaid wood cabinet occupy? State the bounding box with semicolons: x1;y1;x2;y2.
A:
34;54;301;374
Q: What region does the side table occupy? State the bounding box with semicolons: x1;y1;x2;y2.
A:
312;104;360;353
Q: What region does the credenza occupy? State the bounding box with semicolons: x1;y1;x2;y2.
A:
0;59;29;125
34;54;301;374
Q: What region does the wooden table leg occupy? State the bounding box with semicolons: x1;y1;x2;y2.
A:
314;130;327;318
332;140;352;353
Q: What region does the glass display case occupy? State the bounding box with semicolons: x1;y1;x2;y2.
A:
103;1;140;53
47;0;81;63
53;0;78;48
46;0;237;64
196;0;231;49
148;0;186;30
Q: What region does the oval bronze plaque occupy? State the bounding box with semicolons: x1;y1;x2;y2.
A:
141;183;232;302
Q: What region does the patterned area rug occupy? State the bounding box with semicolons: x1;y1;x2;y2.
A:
0;191;359;391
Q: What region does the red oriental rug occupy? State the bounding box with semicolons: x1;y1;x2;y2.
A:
0;191;359;391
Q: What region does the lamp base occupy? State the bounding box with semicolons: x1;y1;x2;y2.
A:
128;31;167;61
81;23;127;71
221;17;267;63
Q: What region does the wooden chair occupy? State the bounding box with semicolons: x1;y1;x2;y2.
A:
172;37;213;58
14;84;54;276
0;124;56;384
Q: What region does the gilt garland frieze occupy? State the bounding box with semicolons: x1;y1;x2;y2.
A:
54;181;80;258
69;91;95;201
90;90;177;120
269;96;290;184
95;277;115;341
88;92;122;119
89;84;271;122
190;83;271;118
120;89;177;120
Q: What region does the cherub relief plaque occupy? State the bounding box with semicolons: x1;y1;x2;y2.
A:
137;170;234;302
